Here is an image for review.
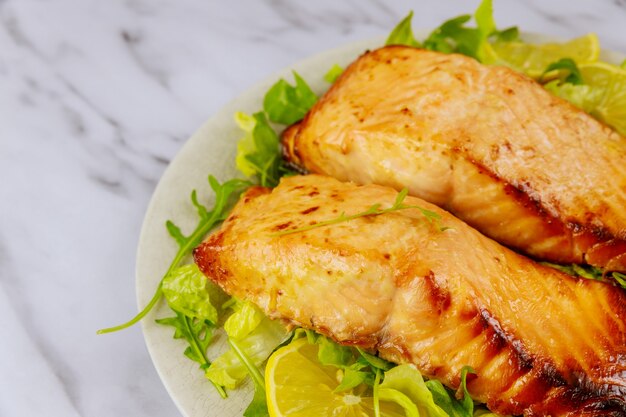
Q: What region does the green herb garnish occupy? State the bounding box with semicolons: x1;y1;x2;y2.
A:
156;313;226;398
541;261;626;290
228;338;269;417
272;188;448;236
97;176;249;335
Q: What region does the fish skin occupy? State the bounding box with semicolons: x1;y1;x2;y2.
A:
195;175;626;417
281;46;626;272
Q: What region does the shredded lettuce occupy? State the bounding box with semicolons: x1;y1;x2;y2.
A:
206;301;289;389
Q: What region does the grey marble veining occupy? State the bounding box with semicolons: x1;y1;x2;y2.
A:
0;0;624;416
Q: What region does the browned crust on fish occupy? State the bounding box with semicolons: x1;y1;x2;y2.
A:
281;46;626;272
195;175;626;416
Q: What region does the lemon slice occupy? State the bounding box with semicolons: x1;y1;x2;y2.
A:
265;338;405;417
490;33;600;78
578;62;626;136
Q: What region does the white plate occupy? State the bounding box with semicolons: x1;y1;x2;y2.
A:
135;33;624;417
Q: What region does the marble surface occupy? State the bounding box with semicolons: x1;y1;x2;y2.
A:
0;0;624;416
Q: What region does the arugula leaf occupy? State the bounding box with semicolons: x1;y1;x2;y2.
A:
98;176;250;334
373;368;382;417
229;338;269;417
161;264;219;323
621;59;626;70
386;11;421;47
271;188;448;236
324;64;344;83
156;311;227;398
263;71;318;125
424;15;474;55
540;262;626;290
542;58;583;85
422;0;512;62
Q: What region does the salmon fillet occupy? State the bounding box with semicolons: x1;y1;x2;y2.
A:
195;175;626;416
282;46;626;272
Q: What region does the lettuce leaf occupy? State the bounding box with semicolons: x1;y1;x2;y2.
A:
234;111;284;187
425;366;475;417
206;301;289;389
161;264;219;323
324;64;344;83
378;364;448;417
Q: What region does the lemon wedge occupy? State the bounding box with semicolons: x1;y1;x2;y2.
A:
265;338;405;417
578;62;626;136
490;33;600;77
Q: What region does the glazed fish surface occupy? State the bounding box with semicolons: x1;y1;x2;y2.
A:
195;175;626;417
282;46;626;272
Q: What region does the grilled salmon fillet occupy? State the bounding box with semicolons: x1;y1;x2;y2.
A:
282;46;626;272
195;175;626;417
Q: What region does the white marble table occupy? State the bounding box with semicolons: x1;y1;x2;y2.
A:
0;0;624;415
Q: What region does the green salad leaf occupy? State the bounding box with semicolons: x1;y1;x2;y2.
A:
235;111;284;187
419;0;517;62
379;365;448;417
324;64;344;83
263;71;318;125
426;366;475;417
156;311;226;397
316;335;354;368
161;264;219;323
206;301;289;389
97;176;250;335
542;58;584;85
386;11;421;47
229;338;270;417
